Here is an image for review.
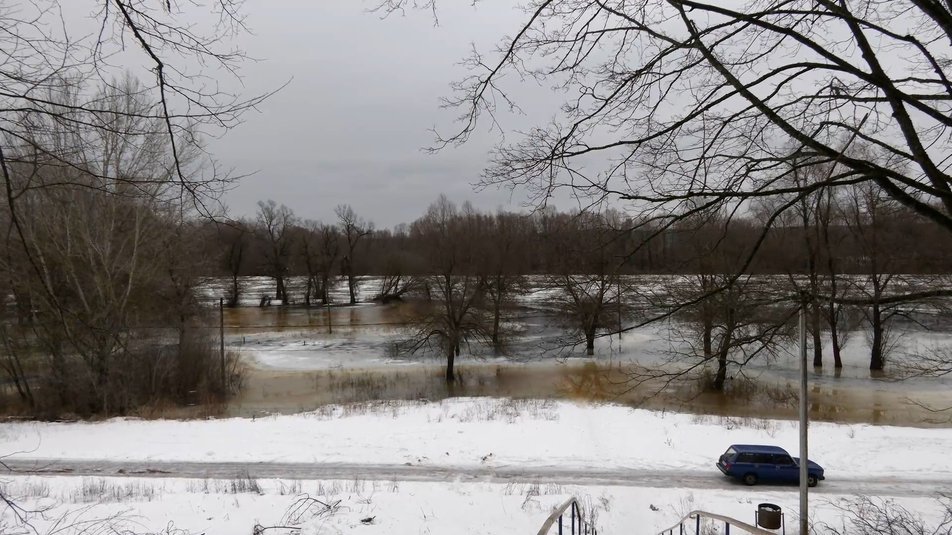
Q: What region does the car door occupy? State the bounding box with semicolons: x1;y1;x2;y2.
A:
755;453;780;483
772;453;798;483
745;453;771;482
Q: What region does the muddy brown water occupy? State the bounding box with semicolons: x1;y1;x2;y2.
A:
222;303;421;333
221;303;952;427
229;361;952;428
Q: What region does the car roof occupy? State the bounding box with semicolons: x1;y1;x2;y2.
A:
729;444;788;454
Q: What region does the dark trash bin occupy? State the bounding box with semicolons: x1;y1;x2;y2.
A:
757;503;782;530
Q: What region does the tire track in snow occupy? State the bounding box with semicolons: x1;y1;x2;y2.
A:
4;459;950;497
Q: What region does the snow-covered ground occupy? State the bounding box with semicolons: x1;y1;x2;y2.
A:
3;398;952;533
4;398;951;479
4;475;948;535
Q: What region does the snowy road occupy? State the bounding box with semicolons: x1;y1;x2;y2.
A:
4;459;948;498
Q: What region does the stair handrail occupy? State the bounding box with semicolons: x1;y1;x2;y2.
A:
536;496;598;535
656;510;778;535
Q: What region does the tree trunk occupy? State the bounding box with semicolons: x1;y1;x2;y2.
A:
870;303;884;371
585;322;596;356
96;351;110;414
713;308;734;391
445;339;456;383
827;299;844;368
491;295;501;352
832;338;843;369
321;274;330;304
348;273;357;305
275;275;286;303
714;350;729;391
811;304;823;367
228;273;240;307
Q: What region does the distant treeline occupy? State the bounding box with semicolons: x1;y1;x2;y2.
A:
204;195;952;289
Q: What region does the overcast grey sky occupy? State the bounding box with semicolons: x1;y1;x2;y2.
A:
203;2;549;229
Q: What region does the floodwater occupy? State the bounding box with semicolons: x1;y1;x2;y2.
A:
219;298;952;428
229;361;952;427
222;302;421;333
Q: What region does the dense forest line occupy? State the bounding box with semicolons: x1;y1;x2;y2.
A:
209;193;952;289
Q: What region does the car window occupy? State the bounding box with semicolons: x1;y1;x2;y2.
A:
772;454;794;465
738;453;772;463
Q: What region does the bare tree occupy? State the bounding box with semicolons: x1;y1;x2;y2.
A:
401;195;490;382
366;225;421;303
816;183;851;369
381;0;952;318
755;157;839;368
335;204;374;305
483;212;531;352
220;219;252;307
667;273;792;391
842;182;907;371
255;200;297;304
300;220;341;306
0;0;264;416
1;1;266;217
823;496;952;535
635;210;794;391
6;79;182;413
546;212;626;356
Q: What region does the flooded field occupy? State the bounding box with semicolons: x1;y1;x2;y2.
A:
229;361;952;427
210;278;952;428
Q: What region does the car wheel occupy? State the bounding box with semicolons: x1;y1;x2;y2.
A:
807;475;818;487
743;473;758;486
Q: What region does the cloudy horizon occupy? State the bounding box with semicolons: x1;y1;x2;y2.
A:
201;3;560;229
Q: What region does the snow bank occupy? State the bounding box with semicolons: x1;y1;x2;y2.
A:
3;398;951;480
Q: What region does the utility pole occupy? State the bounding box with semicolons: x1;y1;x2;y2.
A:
219;297;225;391
792;112;867;535
799;291;809;535
617;277;622;342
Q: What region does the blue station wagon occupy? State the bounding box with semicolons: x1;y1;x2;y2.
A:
717;444;825;487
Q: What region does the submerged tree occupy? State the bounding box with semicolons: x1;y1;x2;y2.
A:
255;200;297;304
481;212;531;353
336;204;374;305
669;273;792;391
220;219;252;307
546;212;626;356
300;220;341;306
402;196;491;382
842;181;908;371
637;211;793;391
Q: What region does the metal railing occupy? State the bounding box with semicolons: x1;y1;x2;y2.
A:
537;497;599;535
657;510;779;535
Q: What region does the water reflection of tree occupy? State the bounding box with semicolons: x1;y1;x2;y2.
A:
562;361;614;400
